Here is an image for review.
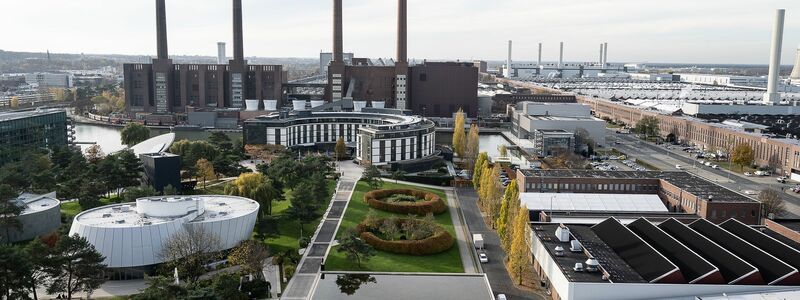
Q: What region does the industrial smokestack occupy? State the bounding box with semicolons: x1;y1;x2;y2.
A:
538;43;542;66
156;0;168;59
333;0;343;63
217;42;226;64
764;9;785;105
791;45;800;81
232;0;244;61
599;44;604;66
506;40;512;77
558;42;564;69
397;0;407;63
603;42;608;67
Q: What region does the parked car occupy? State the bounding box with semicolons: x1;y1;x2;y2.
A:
675;165;683;170
778;176;788;183
711;165;719;169
704;162;712;167
497;294;507;300
744;172;754;177
479;253;489;263
743;190;758;195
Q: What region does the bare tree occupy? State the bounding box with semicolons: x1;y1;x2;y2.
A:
159;226;223;282
759;189;786;219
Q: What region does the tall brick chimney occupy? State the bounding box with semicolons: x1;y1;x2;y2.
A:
156;0;168;59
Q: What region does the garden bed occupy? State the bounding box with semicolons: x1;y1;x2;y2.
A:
356;218;454;255
364;189;447;215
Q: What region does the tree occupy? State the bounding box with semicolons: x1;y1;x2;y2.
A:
208;132;233;153
482;164;503;227
225;173;281;217
499;144;508;158
0;185;22;245
732;143;755;171
228;240;270;280
337;228;375;268
335;138;347;161
575;128;595;156
159;227;222;283
498;179;519;250
634;116;660;139
309;172;330;205
362;165;383;191
25;239;51;300
169;140;220;176
84;144;105;163
472;152;489;189
196;158;216;190
0;245;33;300
123;185;157;203
379;217;401;241
45;234;107;300
285;181;322;237
335;274;377;296
390;169;406;184
9;96;19;108
508;206;531;285
211;273;249;300
464;124;480;171
452;108;466;158
130;276;186;300
760;189;786;219
120;123;151;147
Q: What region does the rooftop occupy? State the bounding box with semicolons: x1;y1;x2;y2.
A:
73;195;259;228
14;191;60;215
520;193;668;213
310;273;494;300
519;170;757;203
0;108;65;122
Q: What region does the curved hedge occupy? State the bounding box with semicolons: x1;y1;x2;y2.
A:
364;189;447;215
356;219;454;255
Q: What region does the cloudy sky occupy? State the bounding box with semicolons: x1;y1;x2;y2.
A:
2;0;800;64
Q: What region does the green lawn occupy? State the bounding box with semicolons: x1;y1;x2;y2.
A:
256;180;338;254
60;201;82;219
324;181;464;273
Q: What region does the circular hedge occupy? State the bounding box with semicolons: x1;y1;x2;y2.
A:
364;189;447;215
356;218;454;255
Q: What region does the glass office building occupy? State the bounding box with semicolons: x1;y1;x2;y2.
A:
0;109;70;164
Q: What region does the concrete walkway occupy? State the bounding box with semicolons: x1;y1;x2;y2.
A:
281;161;362;300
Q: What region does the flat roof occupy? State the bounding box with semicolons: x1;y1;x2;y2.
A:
0;108;65;122
14;192;60;215
309;273;494;300
521;193;667;213
520;170;757;203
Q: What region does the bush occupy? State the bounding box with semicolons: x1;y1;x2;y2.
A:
364;189;447;215
356;218;454;255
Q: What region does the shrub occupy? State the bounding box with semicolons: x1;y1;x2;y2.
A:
364;189;447;215
356;218;454;255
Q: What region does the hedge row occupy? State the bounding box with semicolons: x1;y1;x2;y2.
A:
364;189;447;215
356;219;454;255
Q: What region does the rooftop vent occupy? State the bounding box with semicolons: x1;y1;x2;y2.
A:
573;263;584;272
585;258;600;272
115;219;126;224
218;202;227;206
102;213;112;218
219;212;228;216
120;205;131;212
142;221;152;225
570;240;582;252
554;246;564;257
555;224;570;242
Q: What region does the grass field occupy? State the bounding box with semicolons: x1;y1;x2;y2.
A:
324;181;464;273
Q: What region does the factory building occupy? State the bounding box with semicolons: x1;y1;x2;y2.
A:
123;0;284;121
23;73;73;88
530;218;800;300
325;0;478;118
508;102;605;156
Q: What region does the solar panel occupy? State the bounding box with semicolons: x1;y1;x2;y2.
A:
689;219;797;285
657;218;760;284
592;218;682;283
628;218;722;284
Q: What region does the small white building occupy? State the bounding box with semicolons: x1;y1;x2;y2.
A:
509;102;606;155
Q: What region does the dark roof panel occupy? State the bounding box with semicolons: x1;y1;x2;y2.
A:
592;218;682;283
720;219;800;272
689;219;797;285
657;218;760;284
628;218;722;284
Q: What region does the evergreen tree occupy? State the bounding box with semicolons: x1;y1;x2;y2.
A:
0;245;33;300
285;181;322;237
45;235;107;300
452;108;466;158
337;228;375;268
508;206;531;285
362;165;383;191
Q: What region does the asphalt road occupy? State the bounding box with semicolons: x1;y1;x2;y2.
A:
607;130;800;217
457;187;546;300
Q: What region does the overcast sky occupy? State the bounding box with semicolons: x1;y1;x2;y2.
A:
2;0;800;64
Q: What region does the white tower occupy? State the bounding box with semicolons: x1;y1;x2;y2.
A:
558;42;564;69
599;44;604;66
217;42;226;65
790;45;800;82
538;43;543;66
603;42;608;67
505;40;513;77
763;9;785;105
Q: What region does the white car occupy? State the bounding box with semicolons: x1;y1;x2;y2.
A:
711;165;719;169
675;165;683;170
743;190;758;195
744;172;754;176
704;162;712;167
497;294;507;300
479;253;489;263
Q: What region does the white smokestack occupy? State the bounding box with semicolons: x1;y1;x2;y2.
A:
599;44;604;66
538;43;543;66
506;40;513;77
558;42;564;69
790;45;800;81
603;42;608;67
764;9;785;105
217;42;226;65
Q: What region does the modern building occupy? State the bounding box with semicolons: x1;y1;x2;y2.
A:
516;170;762;225
123;0;284;120
69;195;259;279
23;72;73;88
326;0;478;118
243;110;436;167
509;102;605;155
530;218;800;300
0;192;61;243
0;109;71;164
140;152;181;193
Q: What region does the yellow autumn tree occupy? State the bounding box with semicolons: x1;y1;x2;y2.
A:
472;152;488;189
10;96;20;108
498;179;519;250
508;206;531;285
452;108;466;158
196;158;216;190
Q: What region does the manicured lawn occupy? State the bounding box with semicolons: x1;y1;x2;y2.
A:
60;201;82;219
324;181;464;273
257;180;338;254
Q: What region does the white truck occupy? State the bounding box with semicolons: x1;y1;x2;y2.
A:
473;234;484;249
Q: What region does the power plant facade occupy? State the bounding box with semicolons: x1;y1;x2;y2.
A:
325;0;478;118
123;0;284;119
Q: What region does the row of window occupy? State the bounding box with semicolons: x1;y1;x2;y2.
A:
526;182;659;192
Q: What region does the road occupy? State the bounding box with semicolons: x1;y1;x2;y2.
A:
607;130;800;217
457;187;546;300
